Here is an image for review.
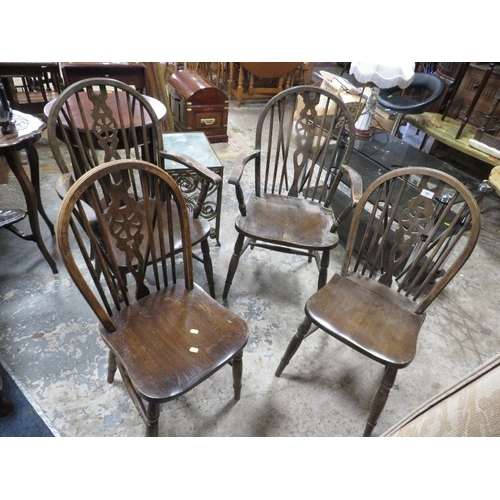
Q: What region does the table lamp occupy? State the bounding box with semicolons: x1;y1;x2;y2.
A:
350;62;415;137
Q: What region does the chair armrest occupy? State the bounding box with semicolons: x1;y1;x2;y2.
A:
327;163;363;231
227;149;260;217
159;150;222;186
159;150;222;219
228;149;260;185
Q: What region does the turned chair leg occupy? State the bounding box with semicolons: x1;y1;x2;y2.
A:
317;250;330;290
363;366;398;437
232;349;244;401
145;402;160;437
107;351;117;383
223;233;245;300
200;238;216;299
275;316;313;377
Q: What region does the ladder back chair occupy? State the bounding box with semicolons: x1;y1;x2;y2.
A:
46;77;219;297
56;159;249;436
275;167;481;436
223;85;362;300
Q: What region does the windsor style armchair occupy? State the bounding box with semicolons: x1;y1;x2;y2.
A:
223;85;362;300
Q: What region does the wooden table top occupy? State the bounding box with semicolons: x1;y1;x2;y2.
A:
43;91;166;129
0;110;45;150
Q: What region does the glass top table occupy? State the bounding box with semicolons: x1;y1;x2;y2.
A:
350;129;482;191
162;131;222;170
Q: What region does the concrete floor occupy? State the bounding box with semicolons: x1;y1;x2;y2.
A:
1;83;500;437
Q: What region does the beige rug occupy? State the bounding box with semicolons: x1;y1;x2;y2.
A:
211;127;251;159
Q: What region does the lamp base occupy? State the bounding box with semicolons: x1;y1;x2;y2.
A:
355;127;374;138
354;87;379;139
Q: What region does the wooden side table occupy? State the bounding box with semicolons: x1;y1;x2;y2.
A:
0;110;58;273
162;132;223;245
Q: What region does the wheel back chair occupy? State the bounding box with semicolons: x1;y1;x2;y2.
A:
222;85;363;300
275;167;481;436
47;77;219;298
56;159;249;436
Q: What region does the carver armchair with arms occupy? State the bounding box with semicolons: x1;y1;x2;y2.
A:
275;167;481;436
222;85;362;300
46;77;218;297
56;159;249;436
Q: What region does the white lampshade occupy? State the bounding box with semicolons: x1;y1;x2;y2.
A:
350;62;415;89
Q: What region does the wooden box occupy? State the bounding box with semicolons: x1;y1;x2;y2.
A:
167;70;228;143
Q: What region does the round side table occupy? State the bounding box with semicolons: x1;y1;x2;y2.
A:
0;110;58;274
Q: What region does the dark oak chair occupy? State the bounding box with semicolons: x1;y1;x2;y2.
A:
56;159;249;436
223;85;362;300
275;167;481;436
46;77;218;297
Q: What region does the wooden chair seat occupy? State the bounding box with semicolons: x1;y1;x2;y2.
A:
235;194;339;249
102;283;248;402
306;273;425;367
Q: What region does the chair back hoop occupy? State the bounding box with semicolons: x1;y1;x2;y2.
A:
253;85;356;204
56;159;194;333
341;166;481;314
47;77;164;179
